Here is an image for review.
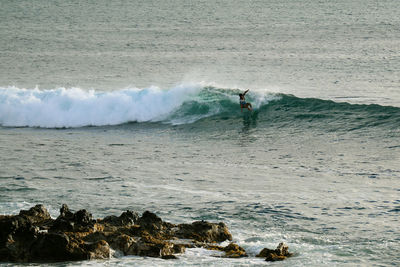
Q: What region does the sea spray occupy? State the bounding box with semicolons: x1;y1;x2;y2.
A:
0;85;277;128
1;85;398;129
0;85;202;128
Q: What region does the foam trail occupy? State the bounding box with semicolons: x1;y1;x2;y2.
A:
0;85;201;128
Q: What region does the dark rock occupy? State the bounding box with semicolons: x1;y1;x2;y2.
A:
139;211;162;224
50;218;74;232
136;211;176;240
29;232;111;262
103;210;139;226
276;242;291;256
86;240;111;260
59;204;74;219
172;243;186;254
161;254;178;259
175;221;232;243
19;205;51;224
50;207;95;232
74;209;93;226
127;239;174;258
257;242;292;262
223;243;247;258
204;242;247;258
256;247;275;258
265;253;286;262
138;211;163;231
29;233;72;261
0;205;52;262
110;234;136;255
85;232;136;255
0;204;282;263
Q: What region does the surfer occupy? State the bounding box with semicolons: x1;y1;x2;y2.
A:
239;89;252;112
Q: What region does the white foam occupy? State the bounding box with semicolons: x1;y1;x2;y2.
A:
0;85;280;128
0;85;201;128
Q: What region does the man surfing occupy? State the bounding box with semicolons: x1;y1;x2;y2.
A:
239;89;253;112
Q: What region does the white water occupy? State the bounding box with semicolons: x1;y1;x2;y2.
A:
0;86;280;128
0;85;202;128
1;0;400;266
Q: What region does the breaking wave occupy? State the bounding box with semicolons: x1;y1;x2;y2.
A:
1;85;399;129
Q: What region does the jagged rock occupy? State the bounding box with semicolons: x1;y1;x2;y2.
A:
19;205;51;224
29;232;110;262
84;232;136;256
50;205;95;232
29;233;72;261
161;254;178;259
256;247;274;258
172;243;186;254
103;210;139;226
137;211;164;233
139;211;163;226
127;239;174;258
109;234;136;255
74;209;93;226
257;242;292;262
2;204;283;263
175;221;232;243
223;243;248;258
276;242;290;256
86;240;111;260
50;218;74;232
204;242;247;258
59;204;74;219
0;205;52;262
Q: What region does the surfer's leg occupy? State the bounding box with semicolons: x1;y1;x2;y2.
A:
247;103;252;111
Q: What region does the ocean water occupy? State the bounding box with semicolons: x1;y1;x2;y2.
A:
1;0;399;266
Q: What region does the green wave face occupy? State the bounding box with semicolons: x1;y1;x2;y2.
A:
167;87;400;132
1;85;398;130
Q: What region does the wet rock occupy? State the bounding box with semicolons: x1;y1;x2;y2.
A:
29;233;72;261
29;232;110;262
110;234;136;255
161;254;178;259
0;205;52;262
137;211;164;233
86;240;111;260
127;239;174;258
175;221;232;243
19;205;51;225
172;243;186;254
204;242;247;258
59;204;74;219
223;243;248;258
1;204;285;263
257;242;292;262
84;232;136;256
276;242;291;256
74;209;93;227
50;218;74;232
139;211;163;226
50;205;95;232
103;210;139;227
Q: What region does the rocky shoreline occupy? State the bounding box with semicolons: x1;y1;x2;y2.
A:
0;204;292;263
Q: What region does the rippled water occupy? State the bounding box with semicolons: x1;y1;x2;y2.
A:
1;0;400;106
1;0;400;266
1;109;399;266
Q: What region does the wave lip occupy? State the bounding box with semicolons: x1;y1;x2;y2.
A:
0;85;277;128
2;85;397;129
0;85;201;128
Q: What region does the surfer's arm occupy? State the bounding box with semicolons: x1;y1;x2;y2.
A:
243;89;249;96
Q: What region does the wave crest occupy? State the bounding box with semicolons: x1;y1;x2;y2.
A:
1;85;398;129
0;85;203;128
